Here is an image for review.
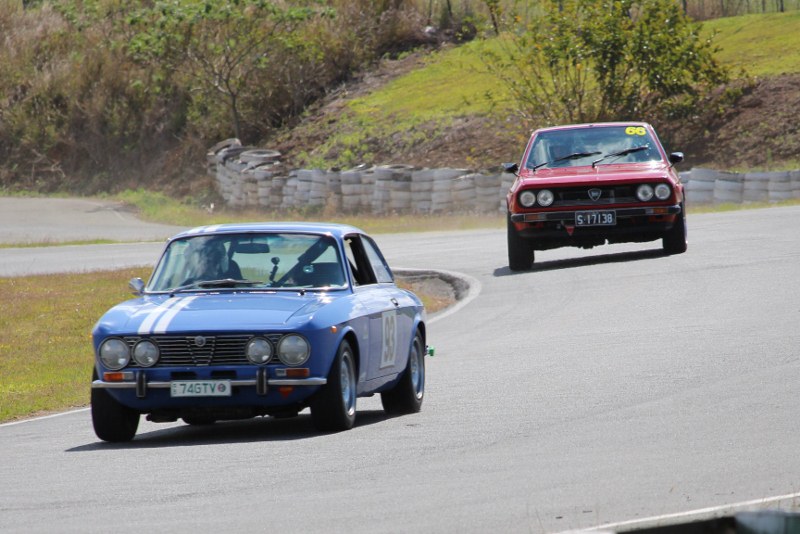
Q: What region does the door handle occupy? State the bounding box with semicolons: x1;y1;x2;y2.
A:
390;297;399;307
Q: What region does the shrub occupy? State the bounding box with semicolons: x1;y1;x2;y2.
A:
480;0;730;128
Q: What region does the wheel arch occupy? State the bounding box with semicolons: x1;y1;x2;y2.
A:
341;329;361;377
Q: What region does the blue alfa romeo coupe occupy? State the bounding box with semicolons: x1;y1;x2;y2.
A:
91;222;427;442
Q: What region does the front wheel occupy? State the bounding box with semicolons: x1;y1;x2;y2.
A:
91;370;139;442
310;340;357;431
507;212;534;271
381;330;425;415
663;203;688;254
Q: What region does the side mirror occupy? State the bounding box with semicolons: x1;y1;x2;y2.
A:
669;152;684;165
502;162;519;175
129;277;145;296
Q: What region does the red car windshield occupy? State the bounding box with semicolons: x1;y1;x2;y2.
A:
525;125;662;170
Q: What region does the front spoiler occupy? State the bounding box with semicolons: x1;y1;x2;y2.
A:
510;204;681;223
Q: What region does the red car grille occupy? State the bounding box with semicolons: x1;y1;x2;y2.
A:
551;185;638;206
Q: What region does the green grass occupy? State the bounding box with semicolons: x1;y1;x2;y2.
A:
0;239;116;249
350;41;507;121
296;39;511;169
0;268;150;422
114;189;506;233
703;12;800;76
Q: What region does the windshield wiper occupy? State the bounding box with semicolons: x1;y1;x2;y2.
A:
170;279;261;293
532;151;601;171
592;145;649;168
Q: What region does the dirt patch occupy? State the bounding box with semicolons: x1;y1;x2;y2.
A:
396;270;466;315
693;73;800;169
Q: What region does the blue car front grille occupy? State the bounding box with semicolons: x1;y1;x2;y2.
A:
122;334;282;367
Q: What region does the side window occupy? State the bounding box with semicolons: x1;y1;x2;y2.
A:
344;236;375;286
361;236;393;284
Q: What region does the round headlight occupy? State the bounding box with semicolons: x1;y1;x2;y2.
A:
637;184;654;201
246;337;273;364
537;189;554;207
654;183;671;200
277;334;310;366
132;340;159;367
519;190;536;207
99;338;130;370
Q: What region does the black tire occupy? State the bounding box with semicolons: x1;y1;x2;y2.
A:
310;340;357;431
91;370;139;442
507;212;534;271
381;330;425;415
663;202;688;254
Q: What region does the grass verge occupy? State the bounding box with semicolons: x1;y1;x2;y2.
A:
703;12;800;77
115;188;507;232
0;268;452;424
0;268;149;422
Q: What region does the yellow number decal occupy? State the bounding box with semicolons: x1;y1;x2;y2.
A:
625;126;646;136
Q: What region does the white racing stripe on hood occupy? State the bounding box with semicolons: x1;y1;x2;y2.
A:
137;296;195;335
153;296;198;334
137;297;181;335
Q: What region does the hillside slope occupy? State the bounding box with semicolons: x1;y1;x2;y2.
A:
271;13;800;174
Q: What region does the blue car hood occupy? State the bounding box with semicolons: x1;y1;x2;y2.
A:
103;292;335;335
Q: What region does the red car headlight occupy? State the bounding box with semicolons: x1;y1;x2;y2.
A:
654;183;671;200
519;190;537;207
537;189;554;207
636;184;654;201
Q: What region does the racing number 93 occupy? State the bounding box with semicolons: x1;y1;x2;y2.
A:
626;126;646;136
380;310;397;369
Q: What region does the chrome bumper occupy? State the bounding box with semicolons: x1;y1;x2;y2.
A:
92;378;326;389
510;204;681;223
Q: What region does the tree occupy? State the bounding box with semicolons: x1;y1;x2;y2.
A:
483;0;730;127
126;1;313;142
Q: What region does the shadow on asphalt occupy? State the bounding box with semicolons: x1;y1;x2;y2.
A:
67;409;393;451
492;248;668;276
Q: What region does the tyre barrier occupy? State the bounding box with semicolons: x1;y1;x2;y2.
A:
793;170;800;200
744;171;770;202
685;167;715;204
207;148;800;212
684;167;800;206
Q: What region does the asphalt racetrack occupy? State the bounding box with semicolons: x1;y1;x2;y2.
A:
1;199;799;533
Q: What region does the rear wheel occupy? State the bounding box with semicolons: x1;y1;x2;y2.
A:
663;202;688;254
91;370;139;442
381;330;425;415
310;340;357;431
507;212;534;271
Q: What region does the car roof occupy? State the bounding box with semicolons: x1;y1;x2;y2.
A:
172;222;366;241
532;121;652;134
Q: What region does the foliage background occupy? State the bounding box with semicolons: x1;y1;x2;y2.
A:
1;0;799;199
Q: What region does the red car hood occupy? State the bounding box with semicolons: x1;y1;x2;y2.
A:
517;162;675;186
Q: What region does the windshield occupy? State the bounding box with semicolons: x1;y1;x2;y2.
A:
146;233;347;293
525;125;662;170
